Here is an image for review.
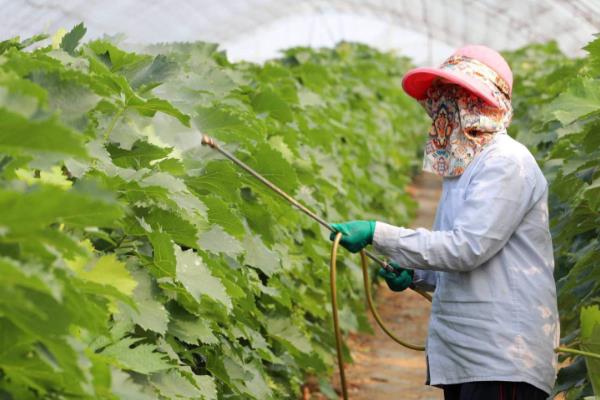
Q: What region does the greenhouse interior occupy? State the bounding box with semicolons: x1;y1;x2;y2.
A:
0;1;599;399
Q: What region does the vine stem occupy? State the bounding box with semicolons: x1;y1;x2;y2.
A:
103;106;125;142
555;346;600;360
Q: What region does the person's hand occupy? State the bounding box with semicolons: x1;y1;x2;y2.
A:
378;262;414;292
329;220;375;253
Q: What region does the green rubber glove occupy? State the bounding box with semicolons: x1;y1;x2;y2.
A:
378;262;414;292
329;220;375;253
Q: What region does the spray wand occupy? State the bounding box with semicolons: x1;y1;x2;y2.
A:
200;134;431;298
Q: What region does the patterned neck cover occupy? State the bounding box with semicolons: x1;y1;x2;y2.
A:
419;56;513;178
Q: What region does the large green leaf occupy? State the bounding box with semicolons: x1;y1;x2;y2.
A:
67;250;137;297
581;305;600;395
150;370;216;400
87;40;149;73
0;185;123;235
148;231;177;278
0;108;87;156
197;226;244;256
168;315;218;345
549;78;600;125
175;247;232;310
100;337;172;374
129;97;190;127
251;89;293;122
129;54;177;91
107;140;172;169
266;317;312;354
242;234;280;277
0;257;56;298
123;267;170;334
245;142;299;195
136;208;199;248
0;69;48;116
110;368;158;400
203;195;245;238
185;160;241;202
60;23;86;55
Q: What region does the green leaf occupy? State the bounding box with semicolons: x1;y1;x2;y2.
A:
168;316;218;345
107;140;172;169
137;208;199;248
266;317;312;353
87;40;149;73
552;357;588;395
241;360;272;399
0;37;21;55
100;337;172;374
15;166;72;189
123;268;170;334
550;78;600;125
186;161;241;202
68;251;137;297
174;247;232;310
581;305;600;395
584;34;600;74
197;226;243;256
203;195;245;238
129;54;177;91
150;370;215;399
0;257;56;298
110;369;158;400
193;105;262;142
0;69;48;116
251;89;293;122
191;374;218;400
0;34;48;55
20;34;50;50
60;23;87;55
245;143;299;195
0;109;87;157
194;105;242;131
0;185;123;235
242;235;280;277
129;97;191;127
148;231;177;278
27;69;100;131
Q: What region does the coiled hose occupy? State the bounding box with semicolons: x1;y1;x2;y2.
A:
331;232;429;400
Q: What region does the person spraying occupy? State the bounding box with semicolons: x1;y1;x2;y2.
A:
329;45;559;400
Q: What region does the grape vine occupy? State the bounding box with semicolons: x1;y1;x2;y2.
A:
0;24;426;399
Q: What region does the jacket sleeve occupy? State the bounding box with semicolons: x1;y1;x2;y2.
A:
373;154;539;272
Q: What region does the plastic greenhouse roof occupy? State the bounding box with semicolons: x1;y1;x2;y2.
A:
1;0;599;65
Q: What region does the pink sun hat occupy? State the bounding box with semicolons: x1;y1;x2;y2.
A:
402;45;513;108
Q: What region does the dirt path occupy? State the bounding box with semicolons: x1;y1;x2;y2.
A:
333;172;443;400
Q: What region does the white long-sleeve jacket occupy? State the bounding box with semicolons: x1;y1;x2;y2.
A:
373;132;559;394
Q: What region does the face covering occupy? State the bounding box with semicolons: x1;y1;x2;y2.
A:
420;80;512;178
